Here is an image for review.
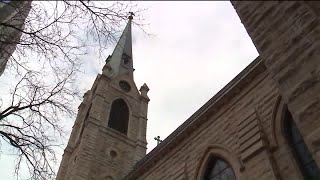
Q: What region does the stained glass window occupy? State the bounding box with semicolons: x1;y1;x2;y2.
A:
204;158;236;180
285;108;320;180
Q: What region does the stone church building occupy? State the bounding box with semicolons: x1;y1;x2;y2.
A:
57;2;320;180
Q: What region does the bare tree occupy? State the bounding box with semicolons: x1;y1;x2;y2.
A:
0;1;146;179
0;68;78;179
1;1;146;74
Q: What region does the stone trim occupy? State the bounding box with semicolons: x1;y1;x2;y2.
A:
270;96;286;151
101;126;136;147
194;144;245;180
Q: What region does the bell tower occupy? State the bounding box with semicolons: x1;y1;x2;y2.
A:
56;14;150;180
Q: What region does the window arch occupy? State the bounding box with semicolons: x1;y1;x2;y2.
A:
204;157;236;180
108;99;129;134
284;107;320;179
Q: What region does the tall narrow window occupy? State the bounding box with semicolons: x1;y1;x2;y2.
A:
204;157;236;180
108;99;129;134
284;108;320;179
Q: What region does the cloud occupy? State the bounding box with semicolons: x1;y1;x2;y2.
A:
131;1;258;151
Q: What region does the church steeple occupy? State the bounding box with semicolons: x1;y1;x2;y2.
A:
57;12;150;180
104;14;134;78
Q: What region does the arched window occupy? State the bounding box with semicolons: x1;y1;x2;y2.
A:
108;99;129;134
204;157;236;180
284;108;320;179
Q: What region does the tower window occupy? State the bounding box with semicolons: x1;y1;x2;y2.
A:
284;108;320;179
108;99;129;135
122;53;131;65
204;157;236;180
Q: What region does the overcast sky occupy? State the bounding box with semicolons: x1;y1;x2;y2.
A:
0;1;258;179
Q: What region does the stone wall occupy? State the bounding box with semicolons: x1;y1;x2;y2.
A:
231;1;320;167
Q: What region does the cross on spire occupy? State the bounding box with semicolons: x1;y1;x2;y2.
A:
154;136;163;145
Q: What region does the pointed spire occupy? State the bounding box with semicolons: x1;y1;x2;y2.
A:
103;13;134;78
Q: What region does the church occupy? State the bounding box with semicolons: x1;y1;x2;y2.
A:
56;2;320;180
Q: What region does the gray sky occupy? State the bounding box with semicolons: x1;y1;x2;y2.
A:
0;1;258;179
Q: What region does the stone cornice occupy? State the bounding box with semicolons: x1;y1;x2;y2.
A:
100;126;137;147
124;56;266;179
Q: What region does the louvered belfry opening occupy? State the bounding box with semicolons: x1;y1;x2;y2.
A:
108;99;129;135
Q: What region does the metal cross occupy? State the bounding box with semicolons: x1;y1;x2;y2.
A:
154;136;163;145
129;12;135;17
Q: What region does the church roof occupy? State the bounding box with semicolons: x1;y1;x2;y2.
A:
124;56;265;179
105;14;134;77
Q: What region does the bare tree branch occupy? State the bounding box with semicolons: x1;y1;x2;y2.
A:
0;1;147;179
